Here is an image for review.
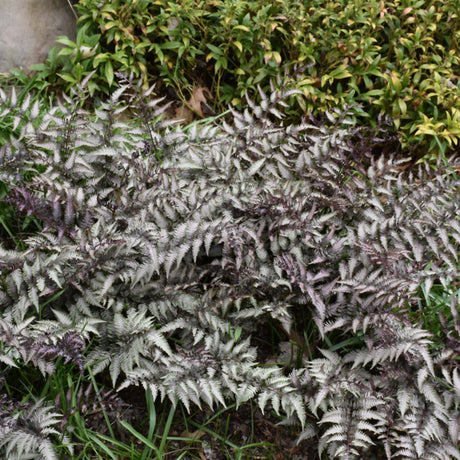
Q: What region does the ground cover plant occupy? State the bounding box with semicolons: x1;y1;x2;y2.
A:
0;74;459;458
14;0;460;161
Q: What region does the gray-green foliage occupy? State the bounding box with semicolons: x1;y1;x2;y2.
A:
0;79;459;458
0;398;71;460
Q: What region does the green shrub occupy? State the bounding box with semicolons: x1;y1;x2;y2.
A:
0;79;459;458
22;0;459;160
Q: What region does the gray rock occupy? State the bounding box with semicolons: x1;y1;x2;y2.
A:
0;0;76;73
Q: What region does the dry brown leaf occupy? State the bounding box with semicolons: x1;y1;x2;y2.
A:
188;85;213;118
171;86;214;124
180;429;206;440
173;105;194;124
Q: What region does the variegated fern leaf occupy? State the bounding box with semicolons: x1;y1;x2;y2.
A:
0;398;71;460
0;77;459;458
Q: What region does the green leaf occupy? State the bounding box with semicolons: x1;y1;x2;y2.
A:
55;36;76;48
233;25;250;32
234;326;242;342
206;44;223;56
329;66;352;80
120;421;161;456
160;41;182;50
57;73;77;84
105;61;114;87
93;53;109;64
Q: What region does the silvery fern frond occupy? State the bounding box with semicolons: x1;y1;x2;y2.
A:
0;76;459;458
0;399;71;459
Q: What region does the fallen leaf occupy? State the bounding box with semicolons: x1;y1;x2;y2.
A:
173;104;194;124
171;86;214;124
188;85;213;118
180;429;206;440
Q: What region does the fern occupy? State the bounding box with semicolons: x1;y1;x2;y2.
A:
0;399;71;459
0;76;459;457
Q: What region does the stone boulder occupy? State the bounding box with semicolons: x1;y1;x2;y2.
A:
0;0;76;73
